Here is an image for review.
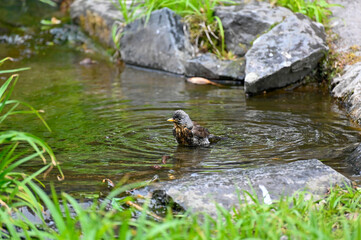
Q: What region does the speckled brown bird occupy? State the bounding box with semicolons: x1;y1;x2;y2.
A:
167;110;220;147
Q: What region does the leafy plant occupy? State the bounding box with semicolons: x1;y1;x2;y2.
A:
271;0;342;23
0;57;63;218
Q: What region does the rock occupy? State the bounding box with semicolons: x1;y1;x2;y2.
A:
345;143;361;174
329;0;361;126
185;53;245;81
245;13;328;95
329;0;361;52
332;62;361;124
70;0;122;47
120;8;192;75
215;1;293;56
144;159;350;215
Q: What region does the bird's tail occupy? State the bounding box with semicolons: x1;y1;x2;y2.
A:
208;134;225;144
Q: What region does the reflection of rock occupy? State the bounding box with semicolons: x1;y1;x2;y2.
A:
171;146;211;169
245;13;328;95
120;8;192;75
185;53;245;81
215;1;293;56
146;159;350;215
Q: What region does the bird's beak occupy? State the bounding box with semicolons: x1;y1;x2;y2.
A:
167;118;175;122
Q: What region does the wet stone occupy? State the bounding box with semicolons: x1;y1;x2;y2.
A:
332;62;361;124
143;159;350;216
215;1;293;57
120;8;192;75
245;13;328;95
185;53;245;81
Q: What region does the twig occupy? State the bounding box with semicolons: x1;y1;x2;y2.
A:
125;201;163;221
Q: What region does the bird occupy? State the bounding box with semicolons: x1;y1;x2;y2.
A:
167;110;220;147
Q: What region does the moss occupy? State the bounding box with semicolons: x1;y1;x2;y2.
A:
79;10;111;47
316;30;361;86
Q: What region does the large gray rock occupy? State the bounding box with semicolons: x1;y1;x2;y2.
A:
332;62;361;124
145;159;350;215
245;13;328;95
215;1;293;56
70;0;122;47
185;53;245;81
120;8;192;75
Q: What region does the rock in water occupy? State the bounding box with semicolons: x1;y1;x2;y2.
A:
332;62;361;124
120;8;192;75
245;13;328;95
185;53;245;81
215;1;293;57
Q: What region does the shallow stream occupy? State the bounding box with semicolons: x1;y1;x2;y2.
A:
1;45;361;195
1;0;361;197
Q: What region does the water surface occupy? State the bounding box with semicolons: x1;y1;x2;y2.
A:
2;46;361;195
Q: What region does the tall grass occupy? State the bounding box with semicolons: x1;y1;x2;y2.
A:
0;57;64;238
4;183;361;239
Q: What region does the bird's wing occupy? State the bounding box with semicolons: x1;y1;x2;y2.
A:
192;122;210;138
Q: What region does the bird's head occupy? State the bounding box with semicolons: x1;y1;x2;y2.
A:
167;110;193;129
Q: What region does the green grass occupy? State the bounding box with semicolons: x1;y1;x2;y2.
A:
3;182;361;239
271;0;342;24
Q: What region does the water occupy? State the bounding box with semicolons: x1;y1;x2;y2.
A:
1;44;361;196
1;0;361;195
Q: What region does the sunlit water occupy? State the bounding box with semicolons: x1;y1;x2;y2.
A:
1;44;361;195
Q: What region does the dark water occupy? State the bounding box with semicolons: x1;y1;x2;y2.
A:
2;44;361;196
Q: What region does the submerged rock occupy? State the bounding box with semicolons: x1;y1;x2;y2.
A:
245;13;328;95
120;8;192;75
185;53;245;81
332;62;361;124
144;159;350;215
215;1;293;57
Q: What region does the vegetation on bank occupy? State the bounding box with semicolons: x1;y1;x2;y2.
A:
273;0;341;24
112;0;340;60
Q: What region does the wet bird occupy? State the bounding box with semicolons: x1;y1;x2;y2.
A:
167;110;220;147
